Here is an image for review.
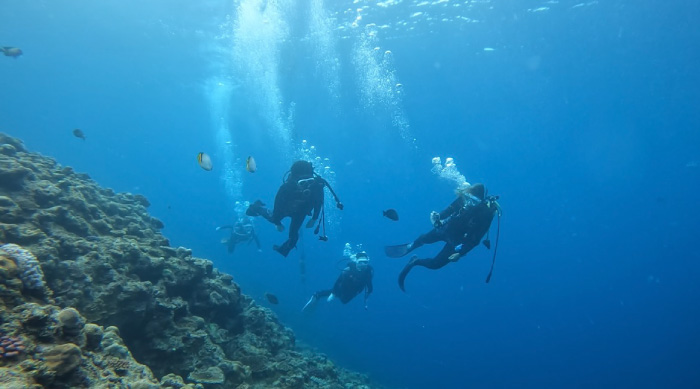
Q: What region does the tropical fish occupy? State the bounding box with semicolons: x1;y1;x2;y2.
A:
73;129;86;140
197;152;212;171
1;47;22;58
264;293;279;305
383;209;399;221
246;156;256;173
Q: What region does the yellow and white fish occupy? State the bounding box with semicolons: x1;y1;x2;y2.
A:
246;156;257;173
197;152;212;171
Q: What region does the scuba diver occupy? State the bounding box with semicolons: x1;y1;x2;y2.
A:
302;251;374;311
216;216;261;254
246;160;343;257
385;183;502;291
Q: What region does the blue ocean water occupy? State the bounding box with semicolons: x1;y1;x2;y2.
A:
2;0;699;387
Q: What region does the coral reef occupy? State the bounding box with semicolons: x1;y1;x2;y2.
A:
0;243;180;388
1;243;50;297
0;334;26;359
0;132;380;388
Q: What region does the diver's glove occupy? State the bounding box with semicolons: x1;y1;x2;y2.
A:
449;244;464;262
336;202;344;210
430;211;442;227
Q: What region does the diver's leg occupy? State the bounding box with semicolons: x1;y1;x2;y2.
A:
246;200;278;225
314;289;332;299
398;244;453;292
335;290;356;304
331;276;349;302
268;183;295;230
388;228;444;258
408;227;446;253
398;257;418;292
274;214;303;257
303;289;332;311
413;244;453;270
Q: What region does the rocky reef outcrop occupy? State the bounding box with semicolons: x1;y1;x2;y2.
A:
0;133;375;388
0;243;172;388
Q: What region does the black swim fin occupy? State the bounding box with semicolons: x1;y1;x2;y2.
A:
385;243;411;258
482;239;491;249
302;294;318;312
246;200;265;217
398;256;418;292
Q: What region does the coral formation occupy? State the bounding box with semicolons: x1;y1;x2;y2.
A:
42;343;83;376
0;334;26;359
0;243;50;297
0;246;169;387
56;307;85;337
0;132;380;388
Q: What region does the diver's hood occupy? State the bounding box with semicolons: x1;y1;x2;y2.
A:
465;183;486;201
290;160;314;179
355;251;369;260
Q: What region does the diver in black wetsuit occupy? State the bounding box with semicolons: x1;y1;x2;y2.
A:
303;251;374;311
217;216;260;254
246;160;343;257
385;183;501;291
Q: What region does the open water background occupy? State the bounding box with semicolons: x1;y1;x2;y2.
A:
2;1;699;387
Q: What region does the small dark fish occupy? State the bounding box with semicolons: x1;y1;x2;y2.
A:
73;129;86;140
1;47;22;58
383;209;399;221
264;293;279;305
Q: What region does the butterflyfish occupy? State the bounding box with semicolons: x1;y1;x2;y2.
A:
246;156;257;173
197;152;213;171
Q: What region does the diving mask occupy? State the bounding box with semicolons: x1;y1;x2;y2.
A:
354;252;370;269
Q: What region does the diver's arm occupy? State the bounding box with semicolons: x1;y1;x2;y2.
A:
439;197;464;220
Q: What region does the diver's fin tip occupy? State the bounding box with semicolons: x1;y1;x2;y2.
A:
384;243;411;258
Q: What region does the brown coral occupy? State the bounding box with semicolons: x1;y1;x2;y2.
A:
42;343;82;376
106;357;132;375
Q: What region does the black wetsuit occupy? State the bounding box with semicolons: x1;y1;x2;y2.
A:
315;261;373;304
219;219;261;254
399;195;496;290
254;175;328;257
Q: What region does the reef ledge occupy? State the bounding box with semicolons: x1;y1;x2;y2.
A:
0;132;377;389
